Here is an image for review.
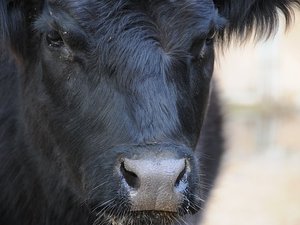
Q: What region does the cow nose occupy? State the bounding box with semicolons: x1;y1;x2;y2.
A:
120;158;189;212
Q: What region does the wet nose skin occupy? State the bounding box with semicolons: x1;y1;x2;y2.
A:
121;158;188;212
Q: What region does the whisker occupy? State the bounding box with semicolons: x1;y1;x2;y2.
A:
92;198;115;213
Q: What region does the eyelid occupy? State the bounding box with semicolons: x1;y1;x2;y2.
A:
190;38;205;60
46;30;64;48
207;28;217;40
190;27;217;59
48;21;89;51
60;30;89;50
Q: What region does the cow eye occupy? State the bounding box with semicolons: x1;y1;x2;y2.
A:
46;30;64;48
191;29;216;60
205;29;216;45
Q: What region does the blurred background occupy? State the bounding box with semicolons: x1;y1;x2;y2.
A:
201;13;300;225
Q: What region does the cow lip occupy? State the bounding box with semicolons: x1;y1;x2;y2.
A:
94;210;180;225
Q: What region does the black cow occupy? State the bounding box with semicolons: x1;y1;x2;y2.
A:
0;0;299;225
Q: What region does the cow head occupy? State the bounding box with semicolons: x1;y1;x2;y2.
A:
1;0;299;224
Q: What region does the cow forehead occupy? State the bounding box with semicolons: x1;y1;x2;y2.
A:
48;0;217;36
44;0;219;55
41;0;219;77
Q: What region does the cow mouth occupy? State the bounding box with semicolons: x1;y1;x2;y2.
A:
93;210;181;225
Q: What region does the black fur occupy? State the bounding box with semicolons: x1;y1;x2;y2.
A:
214;0;300;40
0;1;299;225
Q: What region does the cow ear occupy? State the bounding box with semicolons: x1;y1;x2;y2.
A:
214;0;300;41
0;0;41;56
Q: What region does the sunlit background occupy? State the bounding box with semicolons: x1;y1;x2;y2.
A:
201;13;300;225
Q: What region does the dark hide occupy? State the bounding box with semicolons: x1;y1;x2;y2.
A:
0;0;299;225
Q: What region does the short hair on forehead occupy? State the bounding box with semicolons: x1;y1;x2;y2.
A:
43;0;223;43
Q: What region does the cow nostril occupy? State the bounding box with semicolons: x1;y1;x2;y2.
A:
120;162;140;189
175;161;187;187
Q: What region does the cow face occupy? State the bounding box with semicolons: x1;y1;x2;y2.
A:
19;0;222;223
34;0;221;220
1;0;299;224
